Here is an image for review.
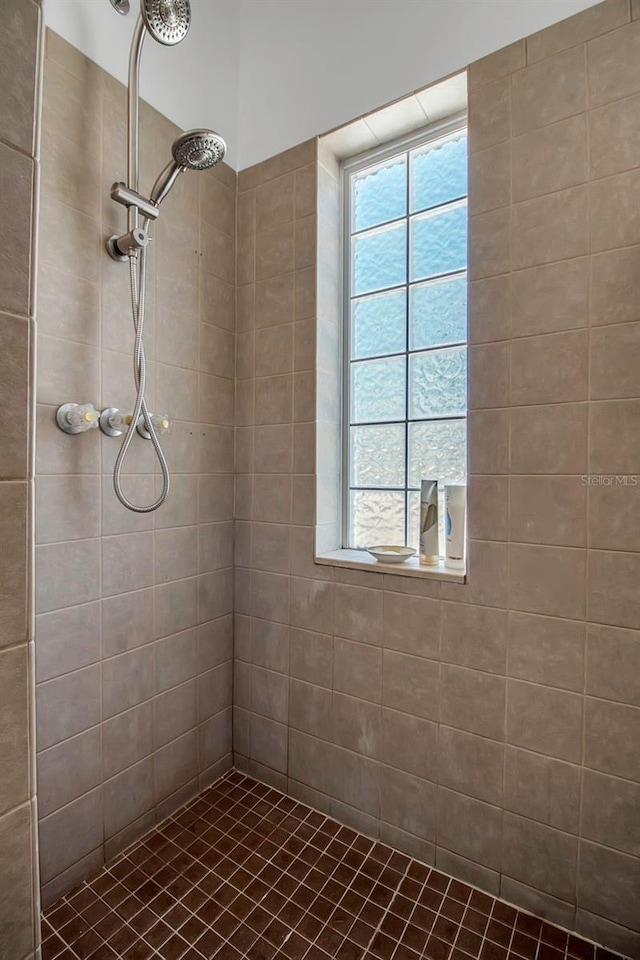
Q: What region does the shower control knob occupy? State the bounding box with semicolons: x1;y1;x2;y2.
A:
99;407;133;437
136;413;170;439
56;402;100;435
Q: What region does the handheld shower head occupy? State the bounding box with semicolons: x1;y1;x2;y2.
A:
141;0;191;45
150;129;227;205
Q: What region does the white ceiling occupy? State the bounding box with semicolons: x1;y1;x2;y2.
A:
44;0;603;171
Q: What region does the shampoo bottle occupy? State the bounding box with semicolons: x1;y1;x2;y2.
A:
445;484;466;570
419;479;439;565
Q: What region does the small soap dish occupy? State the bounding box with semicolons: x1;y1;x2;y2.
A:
367;545;416;564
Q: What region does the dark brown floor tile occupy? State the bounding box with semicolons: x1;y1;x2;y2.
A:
93;912;123;942
59;915;91;944
42;934;67;960
540;925;567;950
107;924;138;954
424;936;453;960
123;940;155;960
247;936;279;960
335;939;362;960
369;932;396;960
479;941;506;960
454;926;482;958
486;920;512;948
510;932;538;960
73;928;104;959
90;945;119;960
567;937;595;960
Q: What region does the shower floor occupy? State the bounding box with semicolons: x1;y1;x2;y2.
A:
41;771;620;960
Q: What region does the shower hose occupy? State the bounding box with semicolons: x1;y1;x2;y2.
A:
113;220;171;513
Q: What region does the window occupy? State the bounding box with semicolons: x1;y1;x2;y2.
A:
342;122;468;554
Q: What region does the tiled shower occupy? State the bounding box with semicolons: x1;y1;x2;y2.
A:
0;1;639;959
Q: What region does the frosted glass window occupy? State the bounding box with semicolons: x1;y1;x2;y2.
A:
411;133;468;213
352;289;406;360
351;424;405;488
351;357;406;423
352;156;407;232
350;490;406;549
409;346;467;420
410;275;466;350
411;201;467;282
344;123;468;552
352;221;407;296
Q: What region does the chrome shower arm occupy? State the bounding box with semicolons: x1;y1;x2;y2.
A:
128;13;146;232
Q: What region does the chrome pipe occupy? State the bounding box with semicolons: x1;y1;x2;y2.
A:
127;14;146;233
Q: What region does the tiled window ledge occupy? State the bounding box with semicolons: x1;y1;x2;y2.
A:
315;548;466;582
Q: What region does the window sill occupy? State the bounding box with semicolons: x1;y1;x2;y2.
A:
315;549;466;583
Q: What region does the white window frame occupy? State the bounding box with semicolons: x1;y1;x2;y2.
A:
340;114;468;555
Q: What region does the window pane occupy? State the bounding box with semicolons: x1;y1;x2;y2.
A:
410;274;467;351
350;424;405;488
352;156;407;232
352;289;406;360
352;221;407;296
409;346;466;419
411;133;468;213
351;356;406;423
410;201;467;282
408;419;466;489
350;490;405;548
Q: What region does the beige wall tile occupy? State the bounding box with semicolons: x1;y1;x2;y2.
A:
290;577;332;634
334;583;383;646
527;0;630;64
0;803;34;958
590;93;640;181
383;650;438;721
511;258;588;338
37;727;102;818
335;637;381;703
588;480;640;553
509;544;586;620
512;115;587;202
587;20;640;108
512;46;586;135
381;767;436;841
382;591;440;658
586;623;640;706
332;692;380;758
436;848;499;896
441;539;508;609
509;476;587;548
510;404;587;475
582;768;640;856
507;678;583;762
584;696;640;780
578;841;640;931
438;725;504;805
440;663;505;740
468;342;510;409
467;476;508;542
590;322;640;399
289;678;331;738
0;315;29;480
380;707;436;780
0;143;33;316
468;141;510;216
468;77;510;153
589;399;640;475
512;186;589;271
576;910;640;960
502;813;578;902
504;746;581;834
469;207;510;279
35;538;100;614
511;330;588;405
508;611;585;692
500;876;575;929
0;646;29;817
35;602;100;683
0;483;28;649
469;41;525;88
590;168;640;252
39;786;102;885
440;602;507;674
468;410;509;475
468;275;511;344
437;787;502;870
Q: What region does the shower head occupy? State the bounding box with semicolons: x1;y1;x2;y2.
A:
172;130;227;170
141;0;191;45
150;129;227;205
